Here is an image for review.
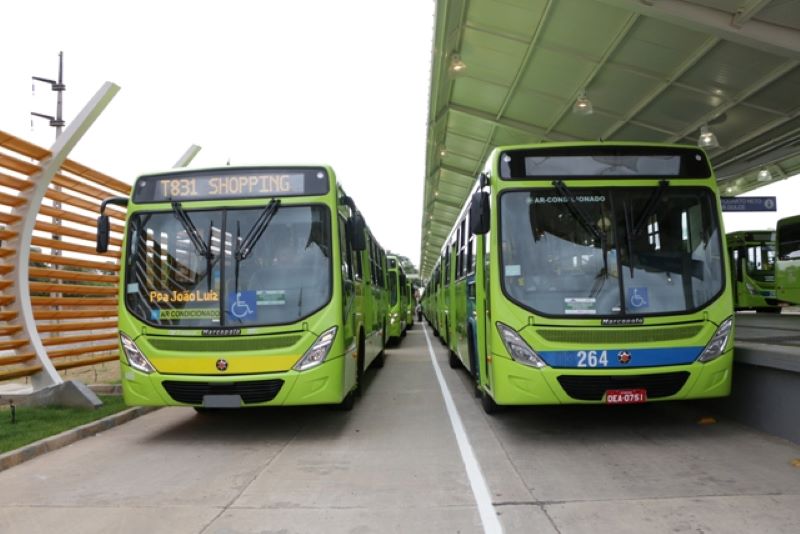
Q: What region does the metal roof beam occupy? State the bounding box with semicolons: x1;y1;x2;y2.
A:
449;104;550;139
731;0;772;28
543;12;640;137
597;0;800;59
667;59;800;144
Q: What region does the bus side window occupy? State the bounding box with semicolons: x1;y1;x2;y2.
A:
338;215;352;281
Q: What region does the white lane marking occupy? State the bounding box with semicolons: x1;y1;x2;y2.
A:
423;324;503;534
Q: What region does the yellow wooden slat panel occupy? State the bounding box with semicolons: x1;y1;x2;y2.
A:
0;364;42;382
29;252;120;273
28;267;119;284
41;332;117;347
48;342;118;359
54;355;117;371
34;308;118;320
0;353;35;366
28;282;117;295
37;319;117;333
31;296;117;307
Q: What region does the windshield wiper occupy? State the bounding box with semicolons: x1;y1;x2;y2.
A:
235;199;281;261
233;199;281;293
171;202;218;291
171;201;213;259
632;180;669;236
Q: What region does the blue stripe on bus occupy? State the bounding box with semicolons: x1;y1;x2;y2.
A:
540;346;703;368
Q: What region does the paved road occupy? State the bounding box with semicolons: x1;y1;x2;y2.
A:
1;324;799;533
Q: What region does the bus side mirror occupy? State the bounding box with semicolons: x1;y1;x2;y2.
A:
96;214;110;253
96;196;129;253
469;192;490;235
348;212;366;251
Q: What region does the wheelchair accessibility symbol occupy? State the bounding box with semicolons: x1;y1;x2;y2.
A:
228;291;256;319
628;287;649;309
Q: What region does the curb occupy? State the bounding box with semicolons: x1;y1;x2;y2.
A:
0;406;158;472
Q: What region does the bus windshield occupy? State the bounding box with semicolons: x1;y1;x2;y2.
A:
499;186;724;317
744;242;775;282
125;204;332;328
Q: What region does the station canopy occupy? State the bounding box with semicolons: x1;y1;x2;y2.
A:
420;0;800;277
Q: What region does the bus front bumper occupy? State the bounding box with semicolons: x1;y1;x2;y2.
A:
121;355;348;408
487;350;733;405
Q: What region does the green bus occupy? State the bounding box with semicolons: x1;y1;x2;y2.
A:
775;214;800;305
97;165;387;410
386;255;408;344
405;278;415;329
726;230;779;312
427;142;734;413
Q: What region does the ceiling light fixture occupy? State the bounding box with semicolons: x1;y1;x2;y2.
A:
757;168;772;182
697;124;720;149
572;89;593;115
449;53;466;74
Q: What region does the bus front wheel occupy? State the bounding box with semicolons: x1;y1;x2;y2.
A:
480;388;500;415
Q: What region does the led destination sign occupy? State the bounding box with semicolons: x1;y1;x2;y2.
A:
133;168;330;203
500;146;712;180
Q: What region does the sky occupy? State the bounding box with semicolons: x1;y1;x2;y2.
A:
0;0;436;266
2;0;797;269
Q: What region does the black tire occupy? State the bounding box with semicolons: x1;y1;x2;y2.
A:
373;322;387;368
481;388;500;415
373;349;386;369
355;336;366;398
193;407;221;414
448;349;460;369
467;331;481;398
335;389;356;411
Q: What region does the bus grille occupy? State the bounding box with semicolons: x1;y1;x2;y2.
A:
538;325;702;344
161;379;284;405
556;372;689;401
148;335;300;352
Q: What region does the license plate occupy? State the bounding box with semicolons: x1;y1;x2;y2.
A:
605;389;647;404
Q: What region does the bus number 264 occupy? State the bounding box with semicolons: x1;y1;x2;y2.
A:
577;350;608;368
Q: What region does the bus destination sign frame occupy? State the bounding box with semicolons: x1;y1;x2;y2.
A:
132;167;330;203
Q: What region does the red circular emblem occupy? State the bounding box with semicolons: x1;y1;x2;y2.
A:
216;359;228;371
617;351;631;365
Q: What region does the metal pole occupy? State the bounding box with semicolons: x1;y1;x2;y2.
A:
55;51;64;138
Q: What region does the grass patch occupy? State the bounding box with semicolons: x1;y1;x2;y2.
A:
0;395;129;453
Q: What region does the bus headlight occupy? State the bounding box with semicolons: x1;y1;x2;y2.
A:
497;322;547;368
696;317;733;363
745;281;757;295
120;333;155;374
294;326;337;371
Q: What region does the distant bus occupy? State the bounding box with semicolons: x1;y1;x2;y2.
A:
405;278;415;329
97;165;387;411
386;255;408;344
775;214;800;305
726;231;779;313
426;142;733;412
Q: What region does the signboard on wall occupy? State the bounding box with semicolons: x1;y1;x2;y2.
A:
720;196;777;212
